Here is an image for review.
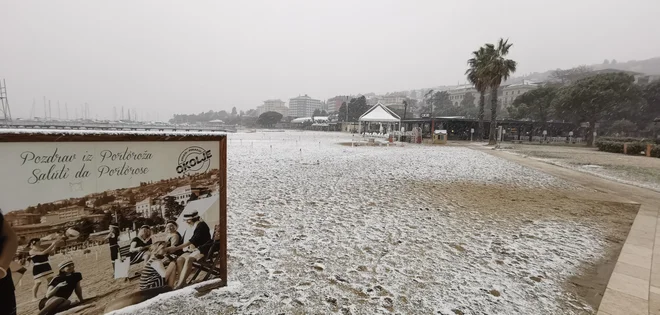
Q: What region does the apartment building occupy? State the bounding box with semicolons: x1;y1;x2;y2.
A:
501;80;538;108
167;185;193;206
447;85;479;107
326;96;352;112
379;94;408;107
289;94;322;118
135;197;163;218
40;205;89;224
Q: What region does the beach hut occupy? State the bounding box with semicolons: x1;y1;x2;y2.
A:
358;102;401;135
176;194;220;243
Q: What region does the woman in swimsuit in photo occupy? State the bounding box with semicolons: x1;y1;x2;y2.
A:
27;238;60;300
129;225;153;264
163;221;183;267
105;225;120;266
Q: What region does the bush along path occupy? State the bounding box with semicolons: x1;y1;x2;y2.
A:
595;137;660;157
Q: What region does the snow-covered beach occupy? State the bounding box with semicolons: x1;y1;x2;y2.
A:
113;131;636;315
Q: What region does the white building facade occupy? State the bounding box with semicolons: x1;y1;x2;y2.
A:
501;81;538;108
167;185;193;206
447;85;479;107
289;95;322;118
379;94;407;108
135;197;163;218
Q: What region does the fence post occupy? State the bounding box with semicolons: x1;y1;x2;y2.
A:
623;143;628;154
647;144;652;157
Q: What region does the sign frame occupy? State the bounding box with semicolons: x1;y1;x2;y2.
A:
0;130;228;291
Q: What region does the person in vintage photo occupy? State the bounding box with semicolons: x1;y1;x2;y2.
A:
4;163;221;313
129;225;153;264
165;211;211;289
140;241;177;290
105;225;120;266
164;221;183;254
27;238;60;300
37;260;84;315
163;221;183;267
1;210;19;315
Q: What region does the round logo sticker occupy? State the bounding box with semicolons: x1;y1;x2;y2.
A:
176;146;212;174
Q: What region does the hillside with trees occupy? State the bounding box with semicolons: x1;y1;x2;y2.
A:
504;57;660;85
170;108;242;125
507;73;659;145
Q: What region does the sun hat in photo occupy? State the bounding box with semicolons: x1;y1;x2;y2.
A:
166;220;178;227
140;225;151;230
183;211;200;220
58;259;74;270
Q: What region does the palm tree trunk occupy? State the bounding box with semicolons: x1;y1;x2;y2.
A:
488;87;499;145
478;91;485;141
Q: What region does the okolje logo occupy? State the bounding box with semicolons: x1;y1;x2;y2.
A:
176;146;212;174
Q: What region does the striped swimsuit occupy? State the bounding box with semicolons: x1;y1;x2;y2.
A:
130;237;152;264
30;253;54;279
139;257;165;290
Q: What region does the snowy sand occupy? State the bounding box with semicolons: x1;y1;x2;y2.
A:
113;132;633;315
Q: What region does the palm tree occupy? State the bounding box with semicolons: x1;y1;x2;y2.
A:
483;38;517;145
465;46;492;141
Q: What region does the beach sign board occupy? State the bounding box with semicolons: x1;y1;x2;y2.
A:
0;130;227;314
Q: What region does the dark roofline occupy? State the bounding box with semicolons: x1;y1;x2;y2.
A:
401;117;575;125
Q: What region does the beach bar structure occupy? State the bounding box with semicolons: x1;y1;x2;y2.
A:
400;117;578;141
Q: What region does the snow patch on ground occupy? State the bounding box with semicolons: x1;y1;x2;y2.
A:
117;132;607;315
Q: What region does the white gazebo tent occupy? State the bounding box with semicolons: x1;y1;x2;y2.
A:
176;194;220;243
358;102;401;135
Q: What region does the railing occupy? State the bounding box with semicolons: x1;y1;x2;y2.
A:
362;132;390;138
513;136;584;143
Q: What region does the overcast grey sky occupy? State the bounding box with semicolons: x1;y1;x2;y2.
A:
1;0;659;120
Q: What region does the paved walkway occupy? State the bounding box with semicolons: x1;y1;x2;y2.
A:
469;145;660;315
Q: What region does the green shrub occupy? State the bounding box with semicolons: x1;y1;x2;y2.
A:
624;142;646;155
598;137;653;144
651;145;660;158
596;138;660;158
596;141;624;153
595;139;608;148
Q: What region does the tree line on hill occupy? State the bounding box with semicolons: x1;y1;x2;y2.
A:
463;38;659;146
500;57;660;86
169;107;250;125
507;69;660;145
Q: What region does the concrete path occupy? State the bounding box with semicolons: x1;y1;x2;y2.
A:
469;145;660;315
